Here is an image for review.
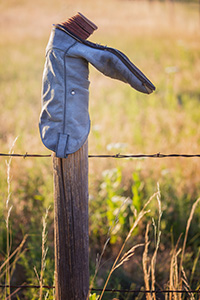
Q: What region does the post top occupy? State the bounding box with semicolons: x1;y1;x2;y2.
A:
58;12;98;40
77;12;98;31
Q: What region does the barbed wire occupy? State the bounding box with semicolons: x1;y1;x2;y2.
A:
0;152;200;159
89;153;200;158
91;288;200;294
0;285;53;289
0;152;52;158
0;285;200;294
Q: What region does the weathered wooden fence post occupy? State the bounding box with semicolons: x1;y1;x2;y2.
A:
39;11;155;300
53;142;89;300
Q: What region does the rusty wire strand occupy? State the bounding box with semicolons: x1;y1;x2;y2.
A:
0;152;200;159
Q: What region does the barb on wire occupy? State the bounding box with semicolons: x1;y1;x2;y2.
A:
0;152;200;159
0;153;52;158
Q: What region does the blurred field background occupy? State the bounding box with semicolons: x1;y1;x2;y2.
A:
0;0;200;299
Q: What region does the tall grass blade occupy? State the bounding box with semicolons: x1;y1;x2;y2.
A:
169;234;182;300
39;207;50;300
142;222;151;300
4;137;18;300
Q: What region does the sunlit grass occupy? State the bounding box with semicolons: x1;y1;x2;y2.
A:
0;0;200;298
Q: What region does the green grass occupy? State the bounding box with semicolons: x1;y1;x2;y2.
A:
0;0;200;298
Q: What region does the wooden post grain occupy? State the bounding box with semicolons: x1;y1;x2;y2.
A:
53;142;89;300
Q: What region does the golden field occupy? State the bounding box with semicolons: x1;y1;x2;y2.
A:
0;1;200;299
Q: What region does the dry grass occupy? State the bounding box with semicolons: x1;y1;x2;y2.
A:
1;1;200;299
1;0;200;185
179;197;200;290
33;206;50;300
98;190;159;300
0;138;28;299
142;185;162;300
141;195;200;300
90;183;200;299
